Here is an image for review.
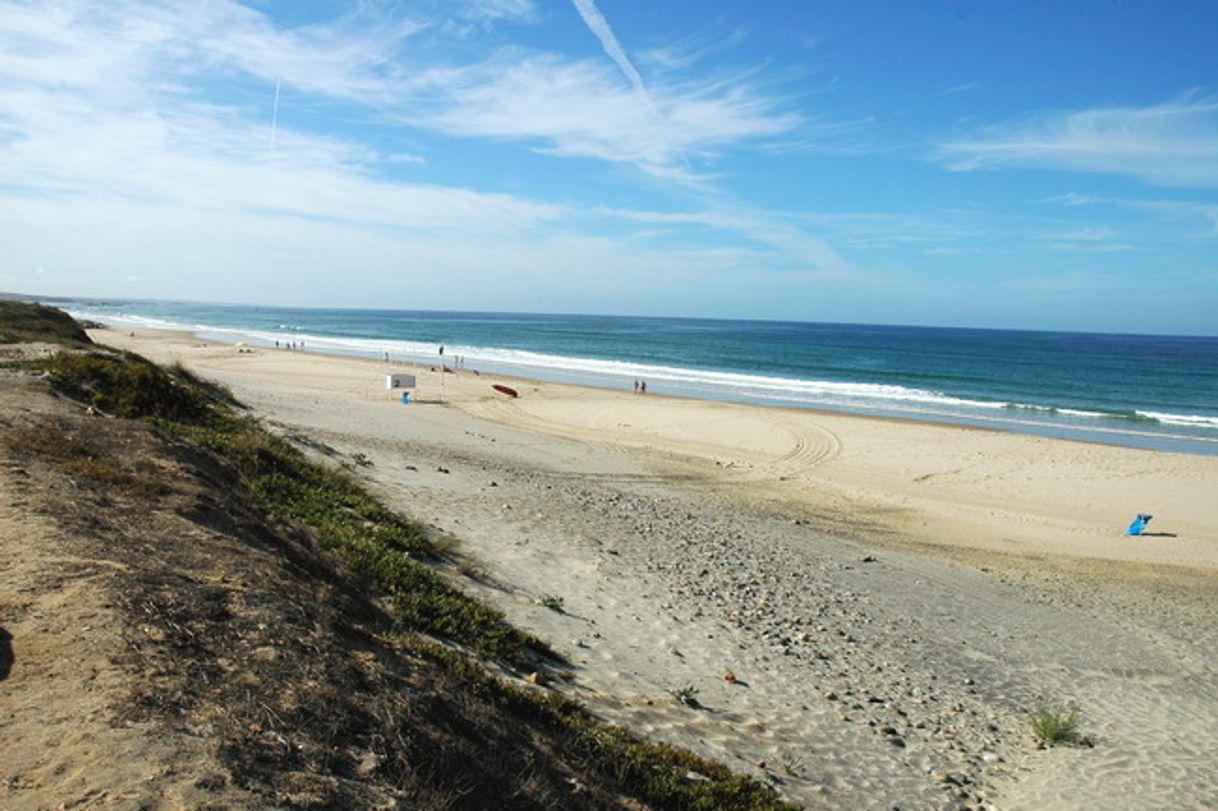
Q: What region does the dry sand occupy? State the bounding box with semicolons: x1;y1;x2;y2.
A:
96;327;1218;810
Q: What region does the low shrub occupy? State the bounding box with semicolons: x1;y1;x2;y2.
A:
0;301;92;345
1031;702;1081;745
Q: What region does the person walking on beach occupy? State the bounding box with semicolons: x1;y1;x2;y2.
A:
640;380;647;394
633;379;639;393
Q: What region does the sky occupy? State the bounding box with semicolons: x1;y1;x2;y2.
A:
2;0;1217;335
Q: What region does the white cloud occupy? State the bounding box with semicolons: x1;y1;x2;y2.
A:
1049;242;1134;253
0;0;854;308
923;247;976;256
1040;194;1218;238
940;82;979;96
408;53;800;177
937;95;1218;187
2;1;810;181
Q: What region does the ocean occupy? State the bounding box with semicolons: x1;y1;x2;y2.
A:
55;297;1218;456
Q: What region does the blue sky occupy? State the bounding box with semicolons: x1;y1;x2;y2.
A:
2;1;1217;334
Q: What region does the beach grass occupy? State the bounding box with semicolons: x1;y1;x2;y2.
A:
1031;702;1081;745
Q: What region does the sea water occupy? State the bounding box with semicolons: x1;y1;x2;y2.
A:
56;298;1218;455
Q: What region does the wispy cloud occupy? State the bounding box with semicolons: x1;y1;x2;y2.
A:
0;2;804;207
598;203;849;275
936;94;1218;187
0;3;559;243
638;25;751;73
405;53;800;178
1055;227;1118;241
940;82;979;95
0;0;859;307
1040;194;1218;237
923;246;978;256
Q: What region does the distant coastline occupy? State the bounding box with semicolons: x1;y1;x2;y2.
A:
45;295;1218;456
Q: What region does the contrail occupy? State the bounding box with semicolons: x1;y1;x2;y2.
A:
570;0;687;170
270;76;281;153
571;0;646;95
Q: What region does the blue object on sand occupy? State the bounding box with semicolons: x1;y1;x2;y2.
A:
400;391;410;405
1126;513;1153;536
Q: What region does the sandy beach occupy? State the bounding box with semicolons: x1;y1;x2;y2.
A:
96;327;1218;810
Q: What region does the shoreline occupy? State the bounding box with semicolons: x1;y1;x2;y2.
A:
88;323;1218;809
73;310;1218;458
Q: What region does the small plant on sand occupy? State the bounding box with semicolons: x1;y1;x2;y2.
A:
1031;702;1080;745
539;594;564;612
671;684;701;708
778;754;804;777
431;532;462;559
457;557;492;583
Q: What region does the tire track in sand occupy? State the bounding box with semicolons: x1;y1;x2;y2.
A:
463;395;842;486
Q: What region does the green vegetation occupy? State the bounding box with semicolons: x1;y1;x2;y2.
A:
1031;702;1081;745
672;684;703;708
14;311;797;810
778;754;805;777
539;594;565;612
418;640;790;811
30;347;550;667
0;300;92;345
456;555;492;582
43;352;218;423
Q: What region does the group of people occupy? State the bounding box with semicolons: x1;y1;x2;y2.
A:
632;379;648;394
274;339;304;350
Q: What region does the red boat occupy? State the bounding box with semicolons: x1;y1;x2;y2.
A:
492;384;519;398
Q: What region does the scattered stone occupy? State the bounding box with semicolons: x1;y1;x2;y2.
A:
525;671;549;686
723;669;738;684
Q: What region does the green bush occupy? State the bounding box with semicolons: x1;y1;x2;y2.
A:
0;301;92;345
1031;702;1080;744
43;351;217;424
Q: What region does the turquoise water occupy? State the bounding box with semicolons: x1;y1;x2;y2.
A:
56;297;1218;455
